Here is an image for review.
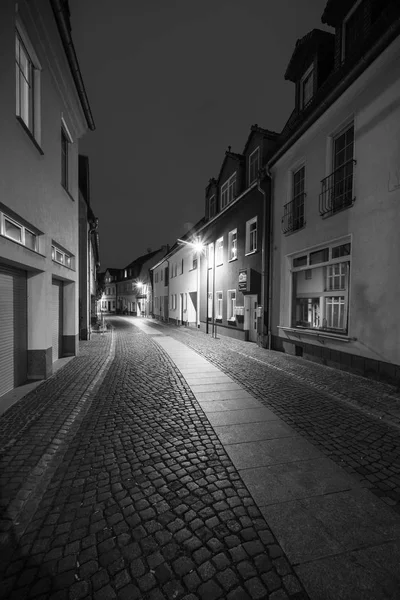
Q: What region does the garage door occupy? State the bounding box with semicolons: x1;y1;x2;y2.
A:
0;265;27;397
52;280;63;362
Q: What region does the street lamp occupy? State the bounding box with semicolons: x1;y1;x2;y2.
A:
177;237;205;329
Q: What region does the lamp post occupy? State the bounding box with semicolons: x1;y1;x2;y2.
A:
177;237;205;330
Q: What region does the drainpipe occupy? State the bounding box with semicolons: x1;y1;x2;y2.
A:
257;171;267;348
88;217;99;340
265;164;273;350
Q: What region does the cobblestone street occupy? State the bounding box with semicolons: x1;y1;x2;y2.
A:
0;317;400;599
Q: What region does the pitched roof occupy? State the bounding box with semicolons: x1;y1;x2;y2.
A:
242;124;279;155
284;29;334;82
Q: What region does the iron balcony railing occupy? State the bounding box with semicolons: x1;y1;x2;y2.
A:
319;159;356;216
281;193;306;234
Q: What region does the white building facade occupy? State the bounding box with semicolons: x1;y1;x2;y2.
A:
0;0;95;397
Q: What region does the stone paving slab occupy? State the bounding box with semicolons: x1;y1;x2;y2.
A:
295;540;400;600
190;382;245;393
194;389;256;402
261;487;400;564
224;437;324;470
213;420;295;444
240;458;357;506
207;407;280;426
198;398;263;413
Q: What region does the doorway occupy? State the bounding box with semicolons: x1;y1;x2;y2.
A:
245;295;258;342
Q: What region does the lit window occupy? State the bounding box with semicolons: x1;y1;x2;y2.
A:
216;237;223;266
208;243;214;269
228;229;237;261
52;244;73;268
246;217;257;254
2;213;38;251
221;173;236;209
248;148;260;185
300;64;314;109
227;290;236;320
216;292;223;320
291;241;351;334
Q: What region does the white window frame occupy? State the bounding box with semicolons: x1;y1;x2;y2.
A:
208;292;213;320
220;172;237;210
15;19;42;145
1;212;38;252
216;237;223;266
290;239;351;335
227;290;236;321
245;217;258;255
228;229;237;261
52;243;74;269
300;63;314;109
216;291;223;320
248;147;260;185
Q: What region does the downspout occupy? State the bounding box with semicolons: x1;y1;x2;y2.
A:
257;171;267;348
88;217;99;340
266;164;273;350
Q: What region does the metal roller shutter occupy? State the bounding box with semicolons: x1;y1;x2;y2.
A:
0;265;27;397
52;280;63;362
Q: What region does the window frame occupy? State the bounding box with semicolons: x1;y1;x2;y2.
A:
15;21;42;146
290;240;351;335
215;237;223;266
216;291;223;320
245;217;258;255
299;63;314;109
220;172;237;210
248;147;260;185
52;243;74;269
227;290;237;321
1;211;38;252
228;229;238;261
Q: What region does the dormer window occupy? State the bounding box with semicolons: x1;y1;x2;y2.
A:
248;148;260;185
209;195;216;219
300;64;314;109
221;173;236;210
342;0;364;60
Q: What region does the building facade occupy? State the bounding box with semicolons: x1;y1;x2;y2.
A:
269;0;400;384
78;155;99;340
196;127;278;342
0;0;94;397
100;268;119;313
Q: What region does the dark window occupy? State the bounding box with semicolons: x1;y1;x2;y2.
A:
293;256;307;268
310;248;329;265
16;32;34;132
332;243;351;258
61;129;69;189
344;2;365;58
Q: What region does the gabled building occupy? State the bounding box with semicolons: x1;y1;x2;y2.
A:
0;0;94;397
117;247;168;317
268;0;400;384
78;155;100;340
100;268;119;313
197;126;278;342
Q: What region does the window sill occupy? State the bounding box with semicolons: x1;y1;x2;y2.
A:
321;201;354;219
283;222;306;236
52;259;75;272
245;250;258;257
17;116;44;155
228;257;238;263
216;262;223;267
278;326;356;342
62;185;75;202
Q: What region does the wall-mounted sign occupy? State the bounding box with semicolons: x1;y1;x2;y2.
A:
238;269;248;291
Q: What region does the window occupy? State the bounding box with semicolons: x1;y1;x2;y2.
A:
174;294;177;310
227;290;236;320
1;212;38;251
248;148;259;185
208;292;213;320
155;272;158;283
209;195;216;219
228;229;237;261
161;269;163;282
170;294;173;308
16;31;34;132
208;243;214;269
343;0;365;59
216;292;223;320
52;244;73;268
192;253;198;270
300;64;314;109
184;293;187;311
180;259;184;275
221;173;236;209
245;217;257;254
291;241;351;335
124;269;127;278
282;167;305;233
320;124;355;215
216;237;223;266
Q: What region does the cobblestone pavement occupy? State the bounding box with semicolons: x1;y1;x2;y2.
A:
141;318;400;513
0;320;308;600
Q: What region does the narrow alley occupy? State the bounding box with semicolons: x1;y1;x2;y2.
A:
0;317;399;600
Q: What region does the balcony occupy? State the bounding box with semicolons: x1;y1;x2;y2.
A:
281;193;306;234
319;159;356;216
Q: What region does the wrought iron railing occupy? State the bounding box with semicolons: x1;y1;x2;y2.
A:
281;193;306;233
319;159;356;216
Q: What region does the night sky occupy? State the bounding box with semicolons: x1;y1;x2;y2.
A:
70;0;330;269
